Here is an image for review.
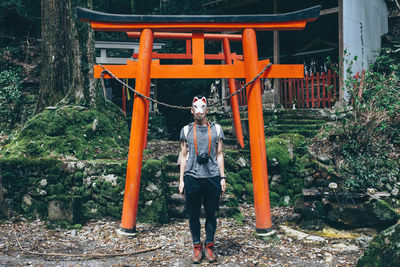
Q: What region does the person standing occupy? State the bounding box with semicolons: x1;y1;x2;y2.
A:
179;95;226;263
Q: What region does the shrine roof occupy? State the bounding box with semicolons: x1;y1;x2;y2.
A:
77;6;321;24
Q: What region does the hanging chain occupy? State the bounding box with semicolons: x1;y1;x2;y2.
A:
99;62;272;110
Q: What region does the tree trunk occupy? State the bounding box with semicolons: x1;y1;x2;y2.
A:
36;0;96;113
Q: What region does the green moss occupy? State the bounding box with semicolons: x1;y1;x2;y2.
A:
224;154;240;172
269;191;280;207
276;133;307;155
266;137;290;170
224;149;240;157
225;197;239;207
1;106;129;160
357;222;400;267
138;197;168;224
164;153;178;162
232;184;244;198
244;183;254;203
232;212;245;224
288;178;303;194
226;172;240;186
238;169;252;182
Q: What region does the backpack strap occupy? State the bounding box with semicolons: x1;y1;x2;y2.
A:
183;125;189;141
215;123;221;139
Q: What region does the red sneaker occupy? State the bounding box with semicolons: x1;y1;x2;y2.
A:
204;242;217;262
192;244;203;264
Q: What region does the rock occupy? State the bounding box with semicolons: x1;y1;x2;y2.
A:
324;252;333;263
317;154;330;165
283;195;290;205
357;222;400;266
238;157;247;167
99;174;118;187
71;229;77;237
279;225;309;240
76;161;85;170
272;174;281;183
329;243;359;252
391;188;399;197
367;188;376;195
155;170;162;178
84;176;92;187
304;235;326;244
40;179;47;187
48;200;74;223
355;235;373;249
145;183;160;194
65;162;76;173
23;194;32;206
270;181;278;187
296;197;399;230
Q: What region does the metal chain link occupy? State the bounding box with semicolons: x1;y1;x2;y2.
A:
99;62;271;110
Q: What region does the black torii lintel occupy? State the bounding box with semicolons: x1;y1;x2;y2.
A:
77;5;321;24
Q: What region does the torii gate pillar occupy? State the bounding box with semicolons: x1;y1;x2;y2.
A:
243;28;271;231
120;29;154;231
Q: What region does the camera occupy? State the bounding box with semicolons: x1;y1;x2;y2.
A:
197;153;209;164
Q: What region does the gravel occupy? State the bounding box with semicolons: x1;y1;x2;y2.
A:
0;204;367;266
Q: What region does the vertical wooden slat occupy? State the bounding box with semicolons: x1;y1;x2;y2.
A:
280;78;283;106
284;78;287;108
327;70;332;108
322;72;326;108
306;73;309;108
333;71;337;105
311;73;315;108
316;72;320;108
288;79;293;108
300;78;304;108
296;78;300;109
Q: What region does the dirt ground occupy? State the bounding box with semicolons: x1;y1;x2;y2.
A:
0;204;368;266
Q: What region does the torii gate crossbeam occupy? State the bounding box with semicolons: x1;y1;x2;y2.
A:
78;5;321;234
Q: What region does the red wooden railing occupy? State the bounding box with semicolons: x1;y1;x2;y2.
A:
280;70;339;109
228;70;339;109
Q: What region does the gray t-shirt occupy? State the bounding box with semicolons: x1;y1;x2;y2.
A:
180;122;224;178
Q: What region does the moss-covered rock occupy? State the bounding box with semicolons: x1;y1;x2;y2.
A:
0;105;129;160
295;197;399;230
269;191;280;207
0;156;172;225
357;222;400;267
266;137;290;171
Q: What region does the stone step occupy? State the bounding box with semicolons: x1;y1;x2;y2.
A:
276;119;327;125
266;129;318;137
165;162;180;173
223;137;239;145
274;124;324;131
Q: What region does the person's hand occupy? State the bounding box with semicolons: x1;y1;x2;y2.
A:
179;180;184;197
220;178;226;195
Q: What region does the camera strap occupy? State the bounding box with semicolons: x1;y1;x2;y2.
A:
193;121;211;156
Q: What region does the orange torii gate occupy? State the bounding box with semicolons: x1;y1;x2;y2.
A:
77;6;321;234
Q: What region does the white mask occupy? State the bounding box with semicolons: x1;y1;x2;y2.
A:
192;96;207;120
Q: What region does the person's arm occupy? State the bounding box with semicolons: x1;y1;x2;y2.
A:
216;139;226;194
179;141;188;196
